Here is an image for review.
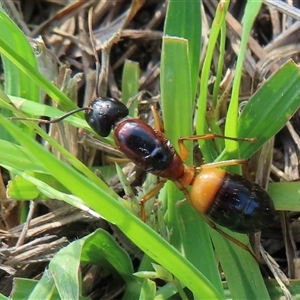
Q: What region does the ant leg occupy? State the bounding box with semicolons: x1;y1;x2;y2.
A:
150;105;164;133
179;186;259;263
202;215;260;263
126;90;153;109
178;133;256;161
140;179;167;221
196;159;247;171
105;157;130;164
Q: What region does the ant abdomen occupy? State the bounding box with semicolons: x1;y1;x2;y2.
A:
190;168;275;233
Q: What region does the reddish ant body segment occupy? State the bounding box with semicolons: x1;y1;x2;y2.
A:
85;96;275;234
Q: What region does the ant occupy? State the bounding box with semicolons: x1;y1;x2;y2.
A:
11;96;276;260
82;96;275;229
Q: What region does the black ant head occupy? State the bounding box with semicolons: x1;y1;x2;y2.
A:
84;96;129;137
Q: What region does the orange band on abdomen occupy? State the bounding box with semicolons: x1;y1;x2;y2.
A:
190;168;226;214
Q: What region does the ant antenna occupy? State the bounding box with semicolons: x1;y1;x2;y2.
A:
8;107;90;124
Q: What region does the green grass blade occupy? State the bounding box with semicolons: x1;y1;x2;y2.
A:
268;182;300;211
0;8;39;103
49;240;82;299
161;36;223;295
0;37;77;112
27;273;56;300
81;229;135;281
225;0;263;152
196;1;230;161
238;60;300;157
162;1;225;295
211;229;270;299
195;1;272;299
0;95;88;130
216;60;300;162
122;59;140;117
35;229;137;299
212;21;227;107
164;0;201;99
160;36;193;230
0;139;47;172
10;278;59;300
0;7;39;140
139;279;156;300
